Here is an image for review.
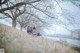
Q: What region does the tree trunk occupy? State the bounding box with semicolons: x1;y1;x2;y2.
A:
12;19;16;28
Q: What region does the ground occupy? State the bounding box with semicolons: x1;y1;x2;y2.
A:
0;23;79;53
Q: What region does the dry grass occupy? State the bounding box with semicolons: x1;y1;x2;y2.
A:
0;23;80;53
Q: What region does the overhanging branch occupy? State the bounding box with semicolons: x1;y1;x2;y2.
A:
25;11;47;24
0;0;9;6
29;4;55;18
0;0;40;13
0;17;8;19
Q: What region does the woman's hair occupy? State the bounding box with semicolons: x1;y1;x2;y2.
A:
33;26;36;29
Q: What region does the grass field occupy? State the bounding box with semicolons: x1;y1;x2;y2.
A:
0;23;79;53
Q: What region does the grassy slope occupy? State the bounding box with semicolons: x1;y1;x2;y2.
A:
0;23;79;53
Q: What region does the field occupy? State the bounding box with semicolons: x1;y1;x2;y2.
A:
0;24;79;53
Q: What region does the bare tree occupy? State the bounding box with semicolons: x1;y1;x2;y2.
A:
0;0;40;13
0;0;59;29
17;14;31;30
1;4;26;27
17;10;44;30
0;0;40;28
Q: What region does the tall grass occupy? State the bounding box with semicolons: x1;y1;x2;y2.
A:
71;46;80;52
0;33;22;53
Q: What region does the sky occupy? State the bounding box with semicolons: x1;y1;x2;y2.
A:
0;0;80;36
41;1;80;36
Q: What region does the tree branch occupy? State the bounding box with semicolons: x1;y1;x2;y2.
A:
0;0;40;13
29;4;55;18
0;17;8;19
1;12;12;19
0;0;9;6
25;11;46;23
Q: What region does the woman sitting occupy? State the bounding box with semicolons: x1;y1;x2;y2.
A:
27;26;33;33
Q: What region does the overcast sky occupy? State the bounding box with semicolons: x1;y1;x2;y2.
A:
0;0;80;35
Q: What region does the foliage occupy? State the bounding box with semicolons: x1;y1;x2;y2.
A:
71;46;80;52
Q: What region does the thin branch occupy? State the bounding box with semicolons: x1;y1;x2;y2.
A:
29;4;55;18
72;2;80;8
0;0;9;6
0;0;40;13
0;17;8;19
1;12;12;18
25;11;47;23
6;2;14;19
54;0;63;10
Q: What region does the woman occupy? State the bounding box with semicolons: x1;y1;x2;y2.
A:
27;26;33;33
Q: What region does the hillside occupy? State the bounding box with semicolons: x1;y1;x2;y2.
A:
0;23;79;53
